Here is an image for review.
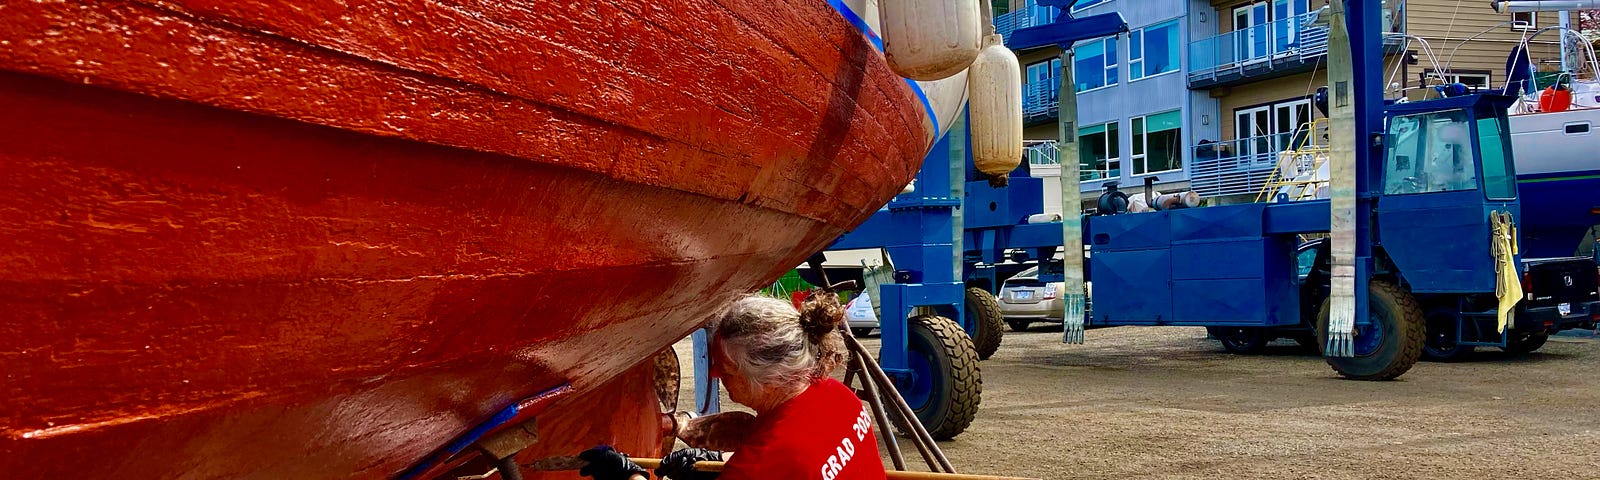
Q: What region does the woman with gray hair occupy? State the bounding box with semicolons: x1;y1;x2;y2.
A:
577;292;886;480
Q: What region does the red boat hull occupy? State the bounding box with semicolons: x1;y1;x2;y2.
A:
0;1;930;478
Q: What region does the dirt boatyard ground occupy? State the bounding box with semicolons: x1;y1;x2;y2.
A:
678;326;1600;479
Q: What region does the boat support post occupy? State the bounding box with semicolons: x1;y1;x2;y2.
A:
691;325;720;414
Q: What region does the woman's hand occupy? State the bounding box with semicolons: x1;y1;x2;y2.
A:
654;448;723;480
576;445;649;480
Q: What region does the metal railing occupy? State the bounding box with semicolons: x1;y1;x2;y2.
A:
995;8;1053;46
1187;132;1306;197
1022;81;1059;121
1024;140;1060;166
1188;9;1328;84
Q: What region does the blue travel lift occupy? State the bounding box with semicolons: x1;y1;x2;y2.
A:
811;0;1129;441
693;0;1536;441
688;1;1129;441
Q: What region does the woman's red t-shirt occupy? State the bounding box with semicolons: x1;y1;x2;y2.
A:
717;378;886;480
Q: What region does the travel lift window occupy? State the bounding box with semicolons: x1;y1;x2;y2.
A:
1384;109;1480;195
1079;122;1120;181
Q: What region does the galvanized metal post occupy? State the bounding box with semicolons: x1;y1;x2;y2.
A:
1059;48;1086;344
1324;0;1382;357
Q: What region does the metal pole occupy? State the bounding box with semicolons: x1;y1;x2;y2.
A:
848;347;907;471
1560;10;1572;73
1059;47;1087;345
1492;1;1600;12
841;332;956;473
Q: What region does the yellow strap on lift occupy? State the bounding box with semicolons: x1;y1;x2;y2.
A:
1491;211;1522;333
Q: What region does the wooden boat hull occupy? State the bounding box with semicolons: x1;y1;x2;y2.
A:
0;1;937;477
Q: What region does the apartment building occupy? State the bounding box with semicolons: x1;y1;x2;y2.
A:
1187;0;1563;200
997;0;1208;209
996;0;1566;207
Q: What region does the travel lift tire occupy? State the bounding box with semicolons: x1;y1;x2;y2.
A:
1421;307;1475;362
1208;326;1269;354
1314;280;1426;380
966;287;1005;360
886;314;981;441
1503;331;1550;355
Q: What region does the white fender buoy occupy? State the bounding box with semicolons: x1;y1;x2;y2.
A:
880;0;982;81
967;34;1023;186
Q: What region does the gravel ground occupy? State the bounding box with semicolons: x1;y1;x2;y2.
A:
673;326;1600;479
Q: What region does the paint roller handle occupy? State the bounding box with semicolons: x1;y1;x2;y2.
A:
632;458;1039;480
528;456;1042;480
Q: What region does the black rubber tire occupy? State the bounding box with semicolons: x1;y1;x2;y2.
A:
966;287;1005;360
1314;280;1426;380
1006;320;1032;332
851;327;874;337
1208;326;1268;354
1502;331;1550;355
886;315;981;441
1421;308;1474;362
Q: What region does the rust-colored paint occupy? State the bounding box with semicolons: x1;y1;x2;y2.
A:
0;1;929;478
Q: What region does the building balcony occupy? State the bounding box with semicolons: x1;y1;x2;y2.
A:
1024;140;1061;167
1187;132;1303;197
995;8;1054;49
1187;10;1329;89
1187;8;1403;89
1022;81;1060;123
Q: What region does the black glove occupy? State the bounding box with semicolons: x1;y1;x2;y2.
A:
654;448;723;480
577;445;648;480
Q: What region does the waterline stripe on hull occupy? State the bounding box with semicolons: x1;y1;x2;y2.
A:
824;0;941;137
1519;173;1600;184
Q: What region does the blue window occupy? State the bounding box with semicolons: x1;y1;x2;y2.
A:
1131;20;1180;80
1026;0;1057;25
1073;37;1117;92
1080;122;1120;181
1072;0;1111;12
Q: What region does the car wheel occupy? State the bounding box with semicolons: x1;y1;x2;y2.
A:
1006;320;1031;332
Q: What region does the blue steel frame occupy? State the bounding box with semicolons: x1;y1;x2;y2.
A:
825;2;1128;383
829;129;968;380
832;1;1132;380
1347;0;1387;332
689;0;1464;417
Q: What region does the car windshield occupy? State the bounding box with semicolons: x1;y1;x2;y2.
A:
1004;266;1039;287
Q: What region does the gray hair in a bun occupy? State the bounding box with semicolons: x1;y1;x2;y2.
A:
711;292;846;392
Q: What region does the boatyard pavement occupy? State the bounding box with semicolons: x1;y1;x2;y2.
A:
675;326;1600;478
